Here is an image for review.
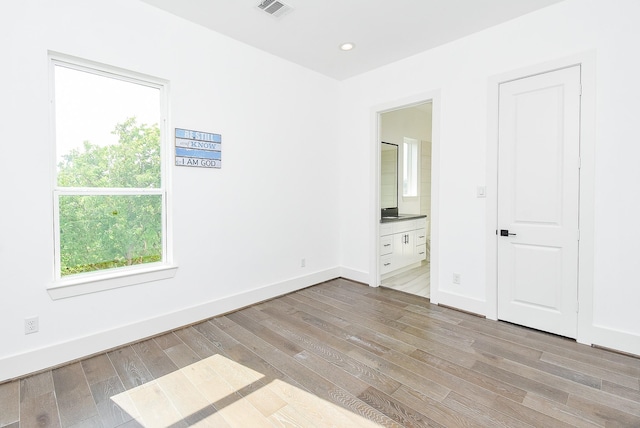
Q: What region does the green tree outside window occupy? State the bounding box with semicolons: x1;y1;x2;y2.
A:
57;118;163;276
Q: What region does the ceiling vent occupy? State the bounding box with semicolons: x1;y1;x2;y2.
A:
257;0;292;18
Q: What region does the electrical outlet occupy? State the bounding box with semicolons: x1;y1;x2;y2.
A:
301;258;306;268
453;273;461;285
25;317;39;335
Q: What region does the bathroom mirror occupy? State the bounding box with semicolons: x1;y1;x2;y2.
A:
380;142;398;209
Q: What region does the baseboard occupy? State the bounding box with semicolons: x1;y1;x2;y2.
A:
339;266;370;285
590;324;640;358
437;303;486;318
0;267;341;383
8;268;635;383
435;289;487;317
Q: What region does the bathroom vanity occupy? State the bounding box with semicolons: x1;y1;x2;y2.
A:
379;215;427;275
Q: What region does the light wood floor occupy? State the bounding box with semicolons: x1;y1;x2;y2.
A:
381;261;429;298
2;279;640;427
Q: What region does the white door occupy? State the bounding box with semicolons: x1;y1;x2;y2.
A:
497;66;581;338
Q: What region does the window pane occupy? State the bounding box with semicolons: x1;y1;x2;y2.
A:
55;65;161;188
59;194;163;276
403;138;418;197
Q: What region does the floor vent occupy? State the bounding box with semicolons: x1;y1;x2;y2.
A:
257;0;292;18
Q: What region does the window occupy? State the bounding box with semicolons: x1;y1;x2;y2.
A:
403;137;419;197
50;54;173;295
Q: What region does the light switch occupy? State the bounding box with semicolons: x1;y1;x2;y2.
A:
477;186;486;198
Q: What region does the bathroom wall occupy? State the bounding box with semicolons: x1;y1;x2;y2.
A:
380;105;432;216
420;142;433;220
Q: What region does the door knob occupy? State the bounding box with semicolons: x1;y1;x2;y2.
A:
500;229;517;236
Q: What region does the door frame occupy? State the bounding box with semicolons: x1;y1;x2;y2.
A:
486;51;596;345
369;90;441;304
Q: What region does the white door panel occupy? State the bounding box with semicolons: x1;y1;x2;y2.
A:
497;66;581;338
512;244;562;308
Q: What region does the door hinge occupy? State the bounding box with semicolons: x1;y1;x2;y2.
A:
577;229;580;241
579;83;583;96
578;157;581;169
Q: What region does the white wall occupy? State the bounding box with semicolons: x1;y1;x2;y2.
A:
0;0;340;381
338;0;640;356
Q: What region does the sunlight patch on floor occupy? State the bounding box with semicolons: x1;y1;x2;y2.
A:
111;354;384;427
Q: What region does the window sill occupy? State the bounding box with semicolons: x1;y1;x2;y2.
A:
48;264;178;300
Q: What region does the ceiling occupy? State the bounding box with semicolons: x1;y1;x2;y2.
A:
140;0;564;80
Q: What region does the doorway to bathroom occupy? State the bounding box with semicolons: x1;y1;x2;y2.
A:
378;102;432;298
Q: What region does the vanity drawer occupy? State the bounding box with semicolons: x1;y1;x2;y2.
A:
380;254;394;274
416;217;427;230
415;228;427;245
380;224;393;236
393;220;416;234
416;244;427;261
380;235;393;255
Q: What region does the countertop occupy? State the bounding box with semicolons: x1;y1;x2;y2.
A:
380;214;427;223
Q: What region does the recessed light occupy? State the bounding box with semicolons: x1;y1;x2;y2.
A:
339;42;355;51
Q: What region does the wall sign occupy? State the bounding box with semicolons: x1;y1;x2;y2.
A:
175;128;222;168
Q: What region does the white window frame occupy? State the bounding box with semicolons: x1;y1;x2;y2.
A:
403;137;419;198
47;53;176;300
